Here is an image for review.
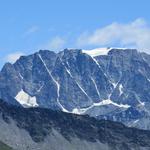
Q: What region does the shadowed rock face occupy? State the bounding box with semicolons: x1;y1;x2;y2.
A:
0;48;150;129
0;100;150;150
0;141;13;150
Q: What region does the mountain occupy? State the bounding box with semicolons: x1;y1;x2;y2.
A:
0;47;150;129
0;141;13;150
0;99;150;150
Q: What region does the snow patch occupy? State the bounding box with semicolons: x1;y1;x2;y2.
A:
37;84;44;92
60;58;73;78
138;101;145;106
82;47;130;57
72;99;130;115
82;47;112;57
109;47;131;50
112;82;117;88
76;81;91;100
15;89;38;107
147;78;150;82
91;77;101;99
119;84;123;96
72;108;86;114
19;73;24;79
92;99;130;108
133;119;139;124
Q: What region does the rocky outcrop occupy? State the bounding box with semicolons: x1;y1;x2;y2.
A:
0;100;150;150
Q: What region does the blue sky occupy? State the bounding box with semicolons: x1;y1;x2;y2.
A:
0;0;150;68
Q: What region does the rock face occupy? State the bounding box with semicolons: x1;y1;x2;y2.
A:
1;99;150;150
0;140;13;150
0;48;150;129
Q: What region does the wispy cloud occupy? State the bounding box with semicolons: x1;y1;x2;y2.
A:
5;52;25;63
23;26;39;37
41;36;66;51
77;18;150;52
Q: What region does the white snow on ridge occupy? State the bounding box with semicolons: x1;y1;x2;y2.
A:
108;47;131;50
15;89;38;107
92;99;130;108
72;99;130;115
72;108;86;114
82;47;111;57
82;47;131;57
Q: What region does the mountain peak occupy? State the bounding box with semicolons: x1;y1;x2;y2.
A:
0;47;150;130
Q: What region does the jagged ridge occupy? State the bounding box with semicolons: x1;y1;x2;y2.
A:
0;48;150;129
0;99;150;150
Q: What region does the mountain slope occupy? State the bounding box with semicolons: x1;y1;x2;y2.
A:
0;99;150;150
0;48;150;129
0;141;13;150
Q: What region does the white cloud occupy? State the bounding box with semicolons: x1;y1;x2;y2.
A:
5;52;25;63
77;18;150;52
42;36;66;51
23;26;39;37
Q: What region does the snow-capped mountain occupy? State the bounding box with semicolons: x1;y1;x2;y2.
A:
0;47;150;129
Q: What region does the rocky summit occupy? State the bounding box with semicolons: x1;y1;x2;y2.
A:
0;48;150;130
